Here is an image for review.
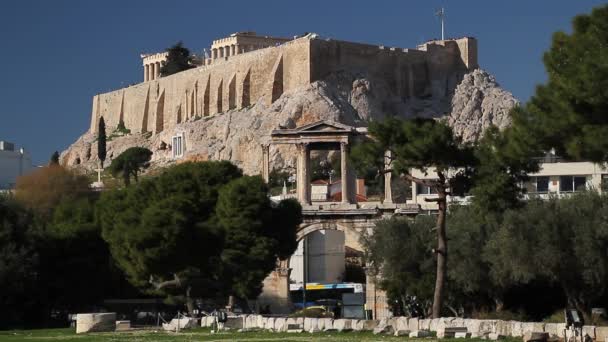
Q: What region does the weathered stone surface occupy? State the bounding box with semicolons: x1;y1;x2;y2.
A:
488;332;506;340
446;69;517;142
362;319;379;331
419;318;431;331
76;313;117;334
274;317;287;332
162;317;198;331
304;317;319;332
522;323;546;337
115;320;130;331
455;332;471;338
264;317;275;331
320;318;334;331
410;330;432;338
523;331;549;342
543;323;566;338
494;320;512;336
408;317;419;331
596;327;608;342
582;325;596;340
333;319;353;332
373;320;394;335
394;329;411;336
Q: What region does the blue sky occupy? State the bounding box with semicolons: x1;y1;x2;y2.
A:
0;0;604;165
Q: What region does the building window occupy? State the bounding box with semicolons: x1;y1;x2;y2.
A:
559;175;587;192
416;183;437;195
525;176;549;194
172;134;185;159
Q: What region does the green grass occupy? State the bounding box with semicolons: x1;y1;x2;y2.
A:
0;328;522;342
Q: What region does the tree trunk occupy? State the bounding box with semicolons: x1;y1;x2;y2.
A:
432;191;448;318
228;295;236;310
185;286;194;316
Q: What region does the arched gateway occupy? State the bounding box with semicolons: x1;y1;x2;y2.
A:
255;121;420;319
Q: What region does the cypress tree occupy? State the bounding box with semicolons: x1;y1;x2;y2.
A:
98;117;107;166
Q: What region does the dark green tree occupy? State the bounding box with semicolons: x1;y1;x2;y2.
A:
518;5;608;162
159;41;195;77
98;161;301;314
216;176;301;301
351;117;475;317
361;215;436;316
0;195;39;329
108;147;152;186
484;192;608;314
49;151;59;165
98;117;107;166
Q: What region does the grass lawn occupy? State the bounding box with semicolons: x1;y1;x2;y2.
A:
0;328;522;342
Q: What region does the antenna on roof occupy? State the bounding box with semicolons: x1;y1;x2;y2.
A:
435;7;446;40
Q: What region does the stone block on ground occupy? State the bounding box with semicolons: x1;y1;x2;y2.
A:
394;329;411;336
264;317;275;331
523;331;549;342
304;318;319;332
582;326;596;340
115;320;130;331
511;321;524;337
455;332;471;338
410;330;432;338
274;317;287;332
225;317;244;330
408;317;419;331
333;319;353;332
543;323;566;338
76;313;117;334
320;318;334;331
373;321;394;335
419;318;431;331
495;320;513;337
162;317;197;331
362;319;379;331
596;327;608;342
394;317;409;332
488;332;506;340
438;327;468;339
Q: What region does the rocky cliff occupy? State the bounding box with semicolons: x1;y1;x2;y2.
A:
61;68;518;175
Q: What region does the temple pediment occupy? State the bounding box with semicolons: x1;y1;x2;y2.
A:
271;120;356;137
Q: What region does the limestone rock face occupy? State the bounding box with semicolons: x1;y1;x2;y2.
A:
61;68;517;175
446;69;518;142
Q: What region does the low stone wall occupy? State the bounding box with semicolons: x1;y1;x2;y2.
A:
201;314;608;340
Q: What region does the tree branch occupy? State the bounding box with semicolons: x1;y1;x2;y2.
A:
149;273;182;290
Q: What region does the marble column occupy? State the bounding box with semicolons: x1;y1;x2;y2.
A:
144;64;149;82
297;143;310;205
383;150;393;204
341;142;350;204
262;144;270;183
156;62;161;78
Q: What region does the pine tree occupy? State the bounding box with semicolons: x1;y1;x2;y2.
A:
523;5;608;162
159;41;195;77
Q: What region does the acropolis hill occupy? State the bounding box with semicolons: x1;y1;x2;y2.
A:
61;32;517;173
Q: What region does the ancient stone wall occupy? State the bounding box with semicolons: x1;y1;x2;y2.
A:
89;37;312;135
88;36;476;138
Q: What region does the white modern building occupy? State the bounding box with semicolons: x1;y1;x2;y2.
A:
408;160;608;211
0;141;33;190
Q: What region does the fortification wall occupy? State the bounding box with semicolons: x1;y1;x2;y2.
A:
89;37;312;135
88;36;476;137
